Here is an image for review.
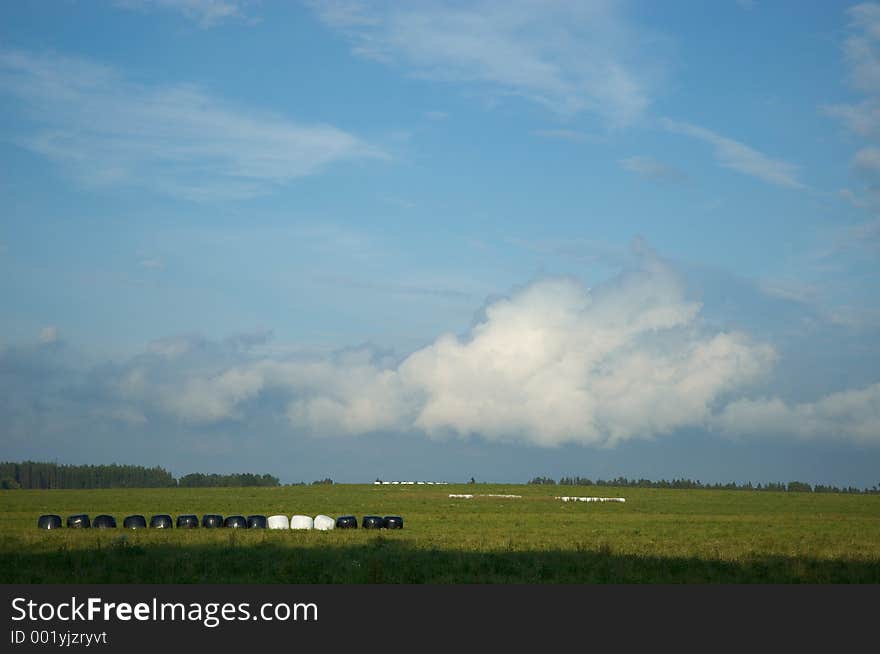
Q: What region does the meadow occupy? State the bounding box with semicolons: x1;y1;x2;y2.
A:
2;484;879;583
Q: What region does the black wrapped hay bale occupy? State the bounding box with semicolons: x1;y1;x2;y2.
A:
335;515;357;529
362;515;384;529
247;515;267;529
224;515;247;529
383;515;404;529
202;514;224;528
150;514;173;529
67;514;90;528
93;514;117;528
176;514;199;529
37;514;62;530
123;515;147;529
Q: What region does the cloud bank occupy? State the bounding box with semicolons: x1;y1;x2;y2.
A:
716;384;880;444
5;258;879;450
86;258;778;447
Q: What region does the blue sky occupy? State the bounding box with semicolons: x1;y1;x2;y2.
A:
1;1;879;486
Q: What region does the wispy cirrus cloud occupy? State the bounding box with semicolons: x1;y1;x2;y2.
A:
0;49;385;200
139;258;164;270
822;3;880;138
307;0;660;127
660;118;804;189
532;129;601;144
619;155;686;183
113;0;252;27
820;4;880;256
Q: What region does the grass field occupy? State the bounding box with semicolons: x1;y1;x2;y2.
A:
2;484;879;583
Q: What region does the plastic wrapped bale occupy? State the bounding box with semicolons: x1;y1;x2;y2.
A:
93;514;117;528
290;515;314;530
383;516;404;529
224;515;248;529
123;515;147;529
267;515;289;530
335;515;357;529
176;514;199;529
150;514;173;529
361;515;383;529
202;514;224;528
37;514;62;530
313;515;335;531
247;515;267;529
67;514;90;528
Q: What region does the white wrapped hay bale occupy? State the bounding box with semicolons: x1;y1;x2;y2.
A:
313;515;335;531
267;515;290;530
290;514;314;530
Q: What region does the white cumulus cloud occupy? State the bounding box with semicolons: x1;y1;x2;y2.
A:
142;259;778;447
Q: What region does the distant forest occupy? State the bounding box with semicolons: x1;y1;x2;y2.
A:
528;475;880;494
0;461;280;490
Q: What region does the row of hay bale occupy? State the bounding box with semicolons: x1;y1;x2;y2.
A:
38;514;403;530
265;515;401;530
555;496;626;503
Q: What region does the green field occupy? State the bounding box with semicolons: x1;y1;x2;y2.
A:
2;484;879;583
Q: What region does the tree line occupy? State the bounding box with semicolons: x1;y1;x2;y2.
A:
528;475;880;494
0;461;280;489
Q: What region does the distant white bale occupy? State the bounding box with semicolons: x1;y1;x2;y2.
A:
313;515;335;531
267;515;289;530
290;515;314;530
373;481;382;485
478;494;522;498
417;481;425;484
449;494;474;499
382;481;391;485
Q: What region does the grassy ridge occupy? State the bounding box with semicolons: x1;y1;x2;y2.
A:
2;484;879;583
